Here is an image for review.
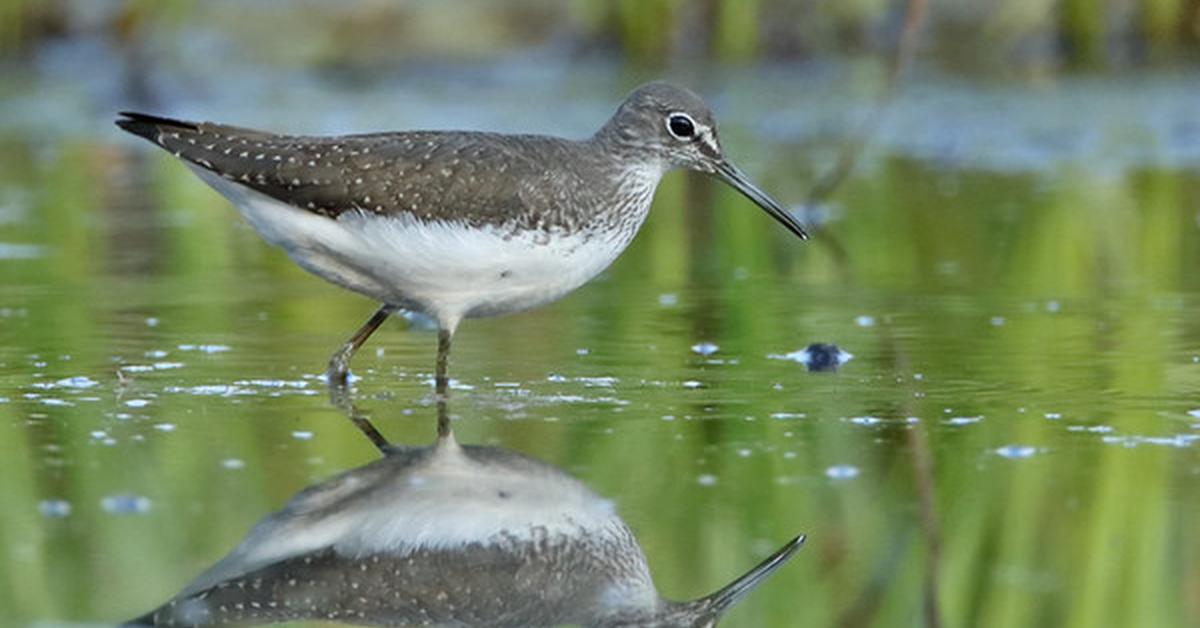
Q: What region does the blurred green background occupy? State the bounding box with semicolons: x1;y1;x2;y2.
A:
1;1;1199;627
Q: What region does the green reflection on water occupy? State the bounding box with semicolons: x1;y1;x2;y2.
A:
1;99;1199;628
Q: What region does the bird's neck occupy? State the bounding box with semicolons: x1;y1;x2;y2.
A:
589;119;666;174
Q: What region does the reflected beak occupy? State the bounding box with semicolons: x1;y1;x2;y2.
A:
701;534;807;615
714;160;808;240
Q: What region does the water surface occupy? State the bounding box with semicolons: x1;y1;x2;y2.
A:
1;40;1199;628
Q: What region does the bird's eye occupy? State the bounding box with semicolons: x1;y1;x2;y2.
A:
666;113;696;139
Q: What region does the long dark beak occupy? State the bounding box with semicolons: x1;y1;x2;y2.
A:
714;161;809;240
699;534;806;616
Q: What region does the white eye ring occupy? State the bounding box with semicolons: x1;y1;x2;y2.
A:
665;112;697;140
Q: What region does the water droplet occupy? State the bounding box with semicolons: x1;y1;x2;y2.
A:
177;344;230;353
38;499;71;518
825;465;860;480
55;376;98;389
995;445;1037;459
101;494;151;514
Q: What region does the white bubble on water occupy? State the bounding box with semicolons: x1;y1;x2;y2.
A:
38;499;71;518
990;316;1006;326
235;379;309;389
658;293;678;307
691;342;719;356
121;365;153;373
1102;434;1198;448
178;344;230;353
1045;412;1062;420
101;494;151;514
696;474;718;486
153;423;175;432
1187;409;1200;419
682;380;703;389
855;315;876;327
1045;300;1061;313
55;376;98;389
849;416;881;426
946;416;982;426
222;458;245;470
825;465;860;480
292;430;314;440
995;445;1038;459
736;448;752;458
124;399;150;408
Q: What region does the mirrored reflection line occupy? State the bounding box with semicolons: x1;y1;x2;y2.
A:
328;383;391;453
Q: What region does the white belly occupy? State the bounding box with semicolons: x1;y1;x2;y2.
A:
189;166;646;330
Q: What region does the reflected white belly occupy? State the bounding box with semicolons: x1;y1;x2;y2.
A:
190;166;645;330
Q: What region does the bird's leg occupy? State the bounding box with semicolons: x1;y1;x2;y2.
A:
336;397;391;454
326;305;393;389
435;327;453;438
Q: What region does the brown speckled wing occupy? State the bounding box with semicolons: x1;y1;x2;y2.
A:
116;112;587;229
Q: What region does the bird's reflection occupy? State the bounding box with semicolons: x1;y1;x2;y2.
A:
128;412;804;627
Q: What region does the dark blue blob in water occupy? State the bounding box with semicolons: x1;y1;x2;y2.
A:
802;343;850;372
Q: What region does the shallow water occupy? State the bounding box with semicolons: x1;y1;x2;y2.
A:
2;32;1200;628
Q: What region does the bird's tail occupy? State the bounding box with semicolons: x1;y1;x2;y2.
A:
115;111;199;143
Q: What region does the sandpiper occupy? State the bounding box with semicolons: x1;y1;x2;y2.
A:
126;433;804;626
116;82;808;394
